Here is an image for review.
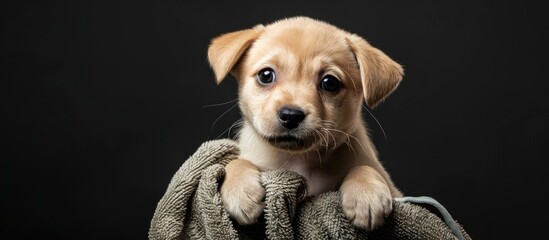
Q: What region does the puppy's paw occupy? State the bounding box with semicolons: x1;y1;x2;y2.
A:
221;160;265;225
340;167;393;231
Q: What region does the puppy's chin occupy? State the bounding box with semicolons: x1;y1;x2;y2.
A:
264;134;314;151
251;124;316;151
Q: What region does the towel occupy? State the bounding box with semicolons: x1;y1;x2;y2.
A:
149;139;471;240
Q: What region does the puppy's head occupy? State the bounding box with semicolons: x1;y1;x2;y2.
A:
208;17;403;152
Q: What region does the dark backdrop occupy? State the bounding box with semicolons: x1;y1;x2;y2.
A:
3;0;548;239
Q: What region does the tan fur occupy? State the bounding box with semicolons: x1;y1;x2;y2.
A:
221;159;265;225
208;16;404;231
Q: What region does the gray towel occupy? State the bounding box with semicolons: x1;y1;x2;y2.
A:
149;139;471;240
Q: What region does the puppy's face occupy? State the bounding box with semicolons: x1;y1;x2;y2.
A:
208;17;403;152
235;23;362;151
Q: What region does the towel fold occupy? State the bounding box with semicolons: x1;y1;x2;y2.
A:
149;139;471;240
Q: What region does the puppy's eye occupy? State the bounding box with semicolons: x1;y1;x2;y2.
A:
257;68;276;85
320;75;341;92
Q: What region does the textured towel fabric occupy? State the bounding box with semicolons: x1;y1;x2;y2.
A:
149;139;471;240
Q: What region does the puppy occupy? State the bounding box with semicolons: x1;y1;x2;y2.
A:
207;16;403;231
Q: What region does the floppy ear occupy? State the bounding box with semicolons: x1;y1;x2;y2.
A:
207;25;264;84
346;34;404;108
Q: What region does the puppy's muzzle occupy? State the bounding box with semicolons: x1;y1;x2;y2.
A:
278;106;306;130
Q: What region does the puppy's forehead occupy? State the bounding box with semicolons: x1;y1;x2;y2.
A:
249;19;353;67
266;21;345;50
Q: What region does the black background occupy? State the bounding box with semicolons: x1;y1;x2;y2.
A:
2;0;548;239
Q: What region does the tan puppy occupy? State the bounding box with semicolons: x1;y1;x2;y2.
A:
208;16;403;231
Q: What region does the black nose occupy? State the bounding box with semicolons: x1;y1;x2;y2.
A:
278;107;306;129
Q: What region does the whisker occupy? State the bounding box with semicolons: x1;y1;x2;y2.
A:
202;98;238;108
210;102;239;131
325;128;369;157
320;120;337;128
227;118;244;139
340;67;359;94
277;155;292;170
314;129;329;148
345;135;358;165
319;128;331;152
324;128;338;151
319;129;330;154
362;104;388;141
233;122;243;140
315;147;323;168
215;118;243;139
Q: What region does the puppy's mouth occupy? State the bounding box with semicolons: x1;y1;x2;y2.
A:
263;134;313;151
